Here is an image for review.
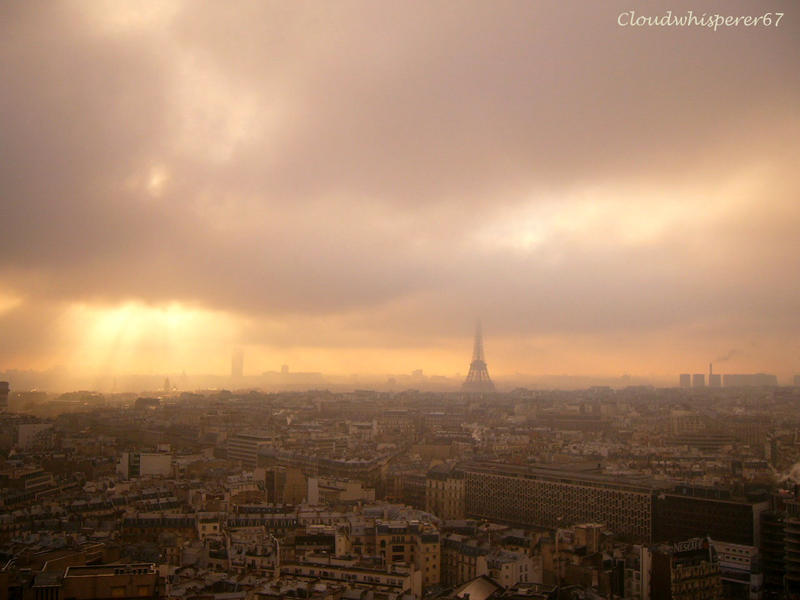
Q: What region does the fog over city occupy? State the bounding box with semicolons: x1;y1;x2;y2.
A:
4;3;800;599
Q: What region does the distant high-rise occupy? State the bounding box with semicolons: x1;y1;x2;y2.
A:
723;373;778;387
462;321;495;393
679;374;691;388
232;349;244;378
0;381;8;412
692;373;706;388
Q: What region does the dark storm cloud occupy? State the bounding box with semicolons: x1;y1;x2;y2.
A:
0;0;798;369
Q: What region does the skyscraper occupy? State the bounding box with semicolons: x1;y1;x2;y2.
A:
231;349;244;378
0;381;8;412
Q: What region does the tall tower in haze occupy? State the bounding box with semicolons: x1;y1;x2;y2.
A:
231;349;244;378
0;381;8;412
462;321;495;393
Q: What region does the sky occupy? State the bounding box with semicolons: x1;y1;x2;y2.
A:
1;1;799;385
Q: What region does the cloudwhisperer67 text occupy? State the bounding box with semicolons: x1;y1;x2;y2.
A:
618;10;785;31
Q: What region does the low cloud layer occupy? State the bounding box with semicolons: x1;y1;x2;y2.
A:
1;1;798;382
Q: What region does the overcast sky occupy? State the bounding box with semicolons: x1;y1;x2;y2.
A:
1;1;798;383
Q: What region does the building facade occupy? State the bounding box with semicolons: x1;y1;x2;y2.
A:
647;538;722;600
426;463;466;520
463;462;665;542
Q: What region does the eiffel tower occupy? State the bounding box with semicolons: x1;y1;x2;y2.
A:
462;320;495;393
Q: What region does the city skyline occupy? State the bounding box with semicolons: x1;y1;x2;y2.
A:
1;2;799;381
